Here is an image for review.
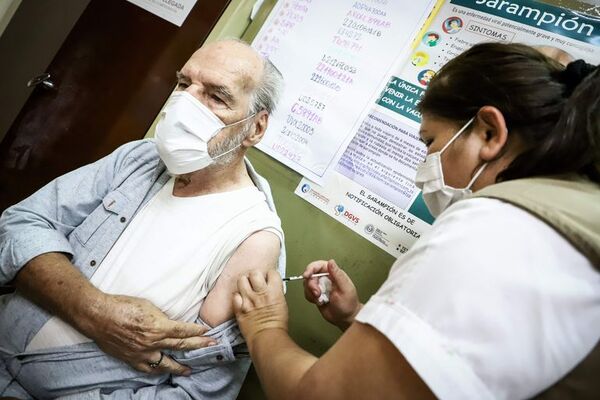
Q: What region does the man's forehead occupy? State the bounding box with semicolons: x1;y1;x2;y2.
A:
183;41;262;92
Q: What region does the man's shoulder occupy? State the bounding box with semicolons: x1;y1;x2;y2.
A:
109;139;161;177
111;139;159;164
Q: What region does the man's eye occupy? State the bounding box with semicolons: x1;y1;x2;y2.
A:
211;94;225;104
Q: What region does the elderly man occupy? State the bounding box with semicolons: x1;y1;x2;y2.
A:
0;39;285;398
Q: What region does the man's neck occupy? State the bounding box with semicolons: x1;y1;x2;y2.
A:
172;156;253;197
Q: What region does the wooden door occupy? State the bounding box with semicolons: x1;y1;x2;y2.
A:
0;0;230;213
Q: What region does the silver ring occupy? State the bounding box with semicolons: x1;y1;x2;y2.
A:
148;352;164;369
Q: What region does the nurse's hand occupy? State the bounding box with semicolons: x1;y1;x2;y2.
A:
233;269;288;349
303;259;362;331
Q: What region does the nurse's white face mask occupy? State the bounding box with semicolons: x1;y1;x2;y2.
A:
414;117;487;217
155;91;255;175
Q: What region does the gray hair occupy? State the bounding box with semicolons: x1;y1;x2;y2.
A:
249;57;284;115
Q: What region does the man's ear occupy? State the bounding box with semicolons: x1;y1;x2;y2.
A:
474;106;508;161
243;110;269;147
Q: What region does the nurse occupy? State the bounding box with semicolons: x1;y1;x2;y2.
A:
233;43;600;399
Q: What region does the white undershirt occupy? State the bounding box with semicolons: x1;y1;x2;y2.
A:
28;178;282;351
356;198;600;400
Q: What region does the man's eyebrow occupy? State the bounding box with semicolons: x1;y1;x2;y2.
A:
205;83;235;104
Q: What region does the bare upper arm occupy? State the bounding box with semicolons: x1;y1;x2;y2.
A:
296;322;435;400
199;230;281;327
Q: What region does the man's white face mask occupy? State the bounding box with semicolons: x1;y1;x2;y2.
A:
155;91;255;175
414;117;487;217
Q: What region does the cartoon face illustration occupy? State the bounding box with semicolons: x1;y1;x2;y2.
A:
418;69;436;86
442;17;463;34
411;51;430;67
422;31;440;47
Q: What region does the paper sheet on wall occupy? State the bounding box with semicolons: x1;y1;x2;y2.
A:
252;0;438;184
296;0;600;258
126;0;197;26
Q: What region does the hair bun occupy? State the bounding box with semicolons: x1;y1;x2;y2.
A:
560;60;597;96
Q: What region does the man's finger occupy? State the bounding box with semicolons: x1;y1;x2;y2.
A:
154;336;217;351
162;320;209;339
154;354;192;376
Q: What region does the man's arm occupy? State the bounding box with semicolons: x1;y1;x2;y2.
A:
199;230;281;327
0;141;143;284
15;252;213;375
1;141;214;374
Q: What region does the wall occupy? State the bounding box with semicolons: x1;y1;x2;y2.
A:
0;0;21;38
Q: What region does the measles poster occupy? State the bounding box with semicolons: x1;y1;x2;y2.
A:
251;0;438;184
295;0;600;259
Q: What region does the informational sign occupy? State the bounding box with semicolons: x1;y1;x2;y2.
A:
296;0;600;258
295;173;430;258
380;0;600;123
252;0;438;184
127;0;197;26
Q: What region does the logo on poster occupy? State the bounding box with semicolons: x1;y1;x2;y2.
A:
334;204;345;216
301;185;331;205
364;224;375;235
418;69;436;87
411;51;430;67
443;16;463;34
422;31;441;47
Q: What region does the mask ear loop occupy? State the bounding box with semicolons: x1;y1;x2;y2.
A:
212;142;242;160
466;162;487;190
440;116;475;154
212;113;258;160
223;112;257;129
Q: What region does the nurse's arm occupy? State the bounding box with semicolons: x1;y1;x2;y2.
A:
248;320;435;400
234;270;434;400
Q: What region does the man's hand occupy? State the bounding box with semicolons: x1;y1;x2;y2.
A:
303;260;362;331
86;294;216;375
233;269;288;351
15;252;215;375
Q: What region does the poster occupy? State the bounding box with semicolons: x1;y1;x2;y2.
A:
252;0;438;184
297;0;600;258
126;0;197;26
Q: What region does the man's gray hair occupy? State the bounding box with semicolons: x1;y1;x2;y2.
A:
249;58;284;115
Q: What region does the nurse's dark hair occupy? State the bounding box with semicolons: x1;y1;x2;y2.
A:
418;42;600;183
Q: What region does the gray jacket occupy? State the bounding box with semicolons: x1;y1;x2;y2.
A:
0;139;286;399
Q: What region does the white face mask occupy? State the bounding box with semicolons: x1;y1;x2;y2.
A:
154;91;255;175
414;117;487;217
